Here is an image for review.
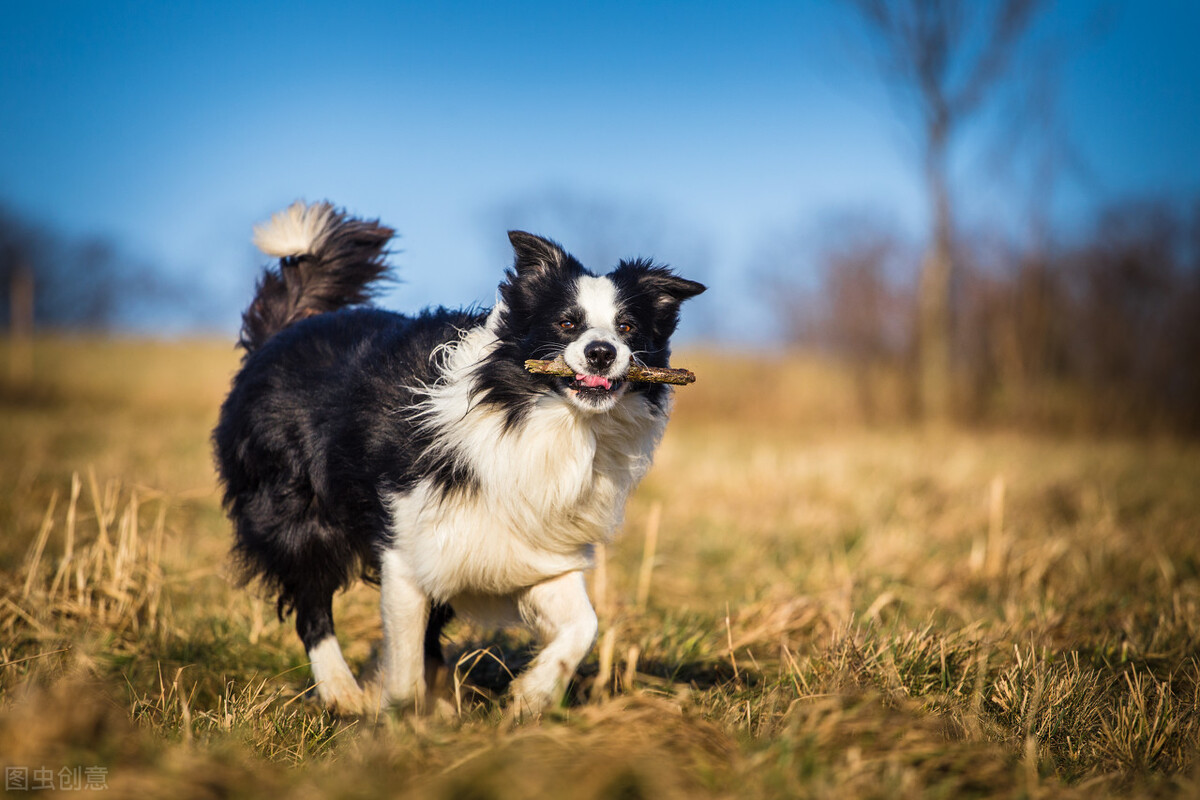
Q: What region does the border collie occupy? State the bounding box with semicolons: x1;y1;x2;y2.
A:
213;201;704;717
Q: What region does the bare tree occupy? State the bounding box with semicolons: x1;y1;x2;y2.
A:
846;0;1045;421
7;258;33;383
758;210;919;421
0;205;176;334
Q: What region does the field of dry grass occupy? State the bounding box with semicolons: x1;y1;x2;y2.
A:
2;338;1199;798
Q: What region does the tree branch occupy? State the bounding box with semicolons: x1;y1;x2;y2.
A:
524;357;697;386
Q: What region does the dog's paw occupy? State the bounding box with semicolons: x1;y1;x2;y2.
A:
431;696;457;720
318;675;366;717
506;682;560;724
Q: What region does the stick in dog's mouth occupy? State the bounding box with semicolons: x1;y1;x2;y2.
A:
524;357;696;386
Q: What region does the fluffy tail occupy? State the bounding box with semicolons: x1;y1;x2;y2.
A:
238;201;394;351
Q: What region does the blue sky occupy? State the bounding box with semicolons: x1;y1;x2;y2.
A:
2;1;1198;341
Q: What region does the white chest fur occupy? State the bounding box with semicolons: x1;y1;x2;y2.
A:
383;316;667;601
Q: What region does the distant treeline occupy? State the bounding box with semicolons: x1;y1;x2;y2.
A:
0;205;187;331
788;197;1200;435
1;205;126;329
5;197;1199;435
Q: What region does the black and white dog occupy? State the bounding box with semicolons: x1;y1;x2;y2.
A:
213;202;704;717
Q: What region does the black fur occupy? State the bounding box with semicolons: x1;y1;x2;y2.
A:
213;211;704;669
239;210;394;351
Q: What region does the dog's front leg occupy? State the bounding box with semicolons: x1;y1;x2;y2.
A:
379;550;429;712
511;570;598;719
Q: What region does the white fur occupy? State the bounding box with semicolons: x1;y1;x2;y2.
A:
576;275;623;332
563;275;633;381
377;303;667;716
509;570;598;717
387;305;664;597
252;200;337;258
308;636;364;713
378;549;430;710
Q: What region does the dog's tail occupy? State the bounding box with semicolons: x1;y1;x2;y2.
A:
238;201;394;351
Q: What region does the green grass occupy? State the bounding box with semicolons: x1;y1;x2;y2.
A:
2;337;1199;798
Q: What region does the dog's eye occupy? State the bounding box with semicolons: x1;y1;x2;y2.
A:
558;319;576;331
617;322;635;334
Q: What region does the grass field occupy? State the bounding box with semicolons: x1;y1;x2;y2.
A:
2;338;1199;798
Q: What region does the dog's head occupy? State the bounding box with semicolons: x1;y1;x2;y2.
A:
498;231;705;413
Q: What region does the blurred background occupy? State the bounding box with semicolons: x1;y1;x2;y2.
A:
2;0;1198;433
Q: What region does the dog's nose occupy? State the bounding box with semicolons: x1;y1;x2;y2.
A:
584;341;617;372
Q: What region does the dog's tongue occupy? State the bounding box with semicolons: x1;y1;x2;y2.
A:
576;373;612;390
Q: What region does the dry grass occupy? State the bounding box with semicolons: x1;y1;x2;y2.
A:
2;337;1199;798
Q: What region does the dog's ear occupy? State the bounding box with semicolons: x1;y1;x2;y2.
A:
620;263;706;341
610;260;705;342
634;267;706;318
640;272;707;310
499;232;584;325
508;231;569;278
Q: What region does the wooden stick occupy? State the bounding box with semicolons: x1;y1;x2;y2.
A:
524;357;696;386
